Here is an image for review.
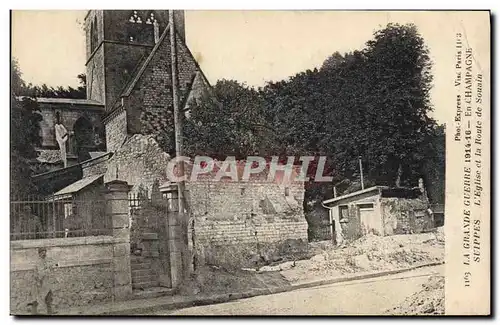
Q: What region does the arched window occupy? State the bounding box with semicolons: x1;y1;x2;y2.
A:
90;16;98;53
73;117;95;162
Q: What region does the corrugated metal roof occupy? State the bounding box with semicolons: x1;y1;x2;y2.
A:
53;174;104;196
322;186;384;206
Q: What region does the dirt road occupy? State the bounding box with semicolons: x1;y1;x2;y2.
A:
150;264;443;315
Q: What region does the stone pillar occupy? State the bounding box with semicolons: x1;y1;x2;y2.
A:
106;180;132;301
160;182;183;288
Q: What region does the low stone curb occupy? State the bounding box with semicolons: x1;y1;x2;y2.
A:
65;261;444;315
289;261;444;291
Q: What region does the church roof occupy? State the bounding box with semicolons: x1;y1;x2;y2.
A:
110;21;212;113
121;24;172;98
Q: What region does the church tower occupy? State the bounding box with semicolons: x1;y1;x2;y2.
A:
84;10;185;110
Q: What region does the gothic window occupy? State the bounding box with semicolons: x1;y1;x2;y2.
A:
90;16;98;53
127;10;155;44
146;12;156;24
128;11;142;23
73;117;94;162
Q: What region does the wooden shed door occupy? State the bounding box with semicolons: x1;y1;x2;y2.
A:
358;203;380;235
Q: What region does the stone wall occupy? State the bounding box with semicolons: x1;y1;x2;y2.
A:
37;101;104;148
81;153;111;178
10;236;116;314
86;43;106;104
105;108;128;153
186;180;309;267
104;134;170;193
381;198;431;235
103;42;152;109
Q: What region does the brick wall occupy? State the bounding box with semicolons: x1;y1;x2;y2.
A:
104;134;170;193
105;109;128;152
10;237;115;314
186;180;308;267
124;30;202;142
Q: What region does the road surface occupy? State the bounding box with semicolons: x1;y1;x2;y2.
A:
149;265;443;315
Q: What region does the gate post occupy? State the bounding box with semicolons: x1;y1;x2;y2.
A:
160;182;183;288
106;180;132;300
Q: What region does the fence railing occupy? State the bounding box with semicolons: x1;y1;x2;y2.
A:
10;195;111;241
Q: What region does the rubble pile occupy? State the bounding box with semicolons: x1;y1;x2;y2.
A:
387;275;445;315
277;230;444;283
178;265;289;295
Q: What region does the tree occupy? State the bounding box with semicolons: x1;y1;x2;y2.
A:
11;59;43;198
17;72;87;99
183;79;272;160
181;23;440;204
359;23;435;187
422;124;445;204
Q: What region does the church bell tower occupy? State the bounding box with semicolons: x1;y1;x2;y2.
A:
84;10;185;110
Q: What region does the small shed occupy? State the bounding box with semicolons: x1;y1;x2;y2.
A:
52;174;108;236
322;186;433;243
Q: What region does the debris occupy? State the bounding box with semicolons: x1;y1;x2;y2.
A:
275;231;444;283
387;275;444;315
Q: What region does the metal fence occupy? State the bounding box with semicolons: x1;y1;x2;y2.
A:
10;195;111;241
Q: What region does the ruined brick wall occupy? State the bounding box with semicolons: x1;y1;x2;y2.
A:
381;198;431;235
104;134;170;194
105;109;128;152
10;237;114;314
186;180;308;267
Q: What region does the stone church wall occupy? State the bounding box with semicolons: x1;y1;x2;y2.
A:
103;134;171;194
36;101;104;148
105;109;128;153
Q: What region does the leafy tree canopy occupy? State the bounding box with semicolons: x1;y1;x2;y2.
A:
161;24;444;203
11;59;43;197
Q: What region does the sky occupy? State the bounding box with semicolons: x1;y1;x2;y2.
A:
11;10;491;124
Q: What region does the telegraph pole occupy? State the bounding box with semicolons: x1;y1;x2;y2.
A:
169;10;189;281
358;156;364;190
169;11;184;193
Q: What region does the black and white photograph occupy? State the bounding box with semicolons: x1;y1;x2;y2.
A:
8;9;490;316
